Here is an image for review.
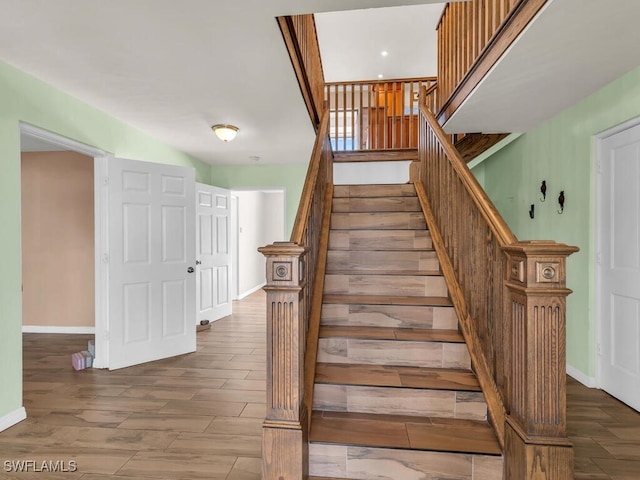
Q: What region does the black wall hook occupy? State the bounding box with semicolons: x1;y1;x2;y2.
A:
529;204;535;219
540;180;547;202
558;190;565;214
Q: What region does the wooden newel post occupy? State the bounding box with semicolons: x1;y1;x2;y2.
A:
502;241;579;480
258;241;309;480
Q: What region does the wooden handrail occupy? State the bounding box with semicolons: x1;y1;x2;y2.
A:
260;107;333;480
278;14;326;129
419;101;516;246
415;181;506;448
325;76;437;86
436;0;548;122
416;90;577;479
290;110;330;244
302;185;333;422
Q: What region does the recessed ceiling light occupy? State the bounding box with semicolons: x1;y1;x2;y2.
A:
381;51;388;57
377;74;384;79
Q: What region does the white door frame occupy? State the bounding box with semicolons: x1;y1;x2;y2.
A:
19;123;110;368
594;115;640;388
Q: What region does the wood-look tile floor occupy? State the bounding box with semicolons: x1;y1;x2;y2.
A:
1;291;267;480
568;377;640;479
2;290;639;479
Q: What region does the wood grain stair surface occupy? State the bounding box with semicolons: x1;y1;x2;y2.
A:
333;196;421;213
310;410;502;456
324;273;448;297
319;325;464;343
328;229;432;251
325;269;442;276
327;249;440;272
333;184;417;198
323;294;452;307
315;363;481;391
331;212;426;230
309;477;352;480
308;181;503;479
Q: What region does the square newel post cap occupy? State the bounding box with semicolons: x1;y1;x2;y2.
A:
258;241;308;289
503;241;579;290
502;240;579;257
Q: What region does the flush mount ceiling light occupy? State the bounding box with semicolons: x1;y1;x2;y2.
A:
381;50;388;57
211;124;239;142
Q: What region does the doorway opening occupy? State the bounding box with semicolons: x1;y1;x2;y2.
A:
19;124;108;372
231;188;286;299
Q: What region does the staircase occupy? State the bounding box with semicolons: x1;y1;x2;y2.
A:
307;183;503;480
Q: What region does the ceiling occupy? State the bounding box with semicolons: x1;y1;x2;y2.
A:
9;1;635;160
316;4;444;83
444;0;640;133
0;0;449;163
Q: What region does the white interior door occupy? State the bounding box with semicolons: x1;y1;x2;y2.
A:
196;183;232;322
108;157;196;370
599;124;640;411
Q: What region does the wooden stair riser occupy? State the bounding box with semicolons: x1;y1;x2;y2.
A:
317;338;471;369
313;384;487;420
327;250;440;273
333;184;417;198
315;363;481;391
329;230;433;250
309;444;503;480
324;274;448;297
332;196;421;213
331;212;426;230
321;304;458;330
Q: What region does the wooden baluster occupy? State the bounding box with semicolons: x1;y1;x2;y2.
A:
350;84;355;151
503;241;578;479
334;86;339;148
259;242;309;480
342;85;347;150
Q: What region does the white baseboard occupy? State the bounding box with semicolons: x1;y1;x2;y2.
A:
0;407;26;433
567;364;597;388
237;283;265;300
22;326;95;334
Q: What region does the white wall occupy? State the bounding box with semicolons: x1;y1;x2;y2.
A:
333;161;411;185
234;190;285;297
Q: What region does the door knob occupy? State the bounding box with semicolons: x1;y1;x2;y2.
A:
187;267;194;273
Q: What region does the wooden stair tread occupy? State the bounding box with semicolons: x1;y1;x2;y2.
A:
333;184;417;198
309;477;353;480
319;326;464;343
315;363;481;391
323;294;452;307
310;410;502;455
331;212;427;231
329;230;433;252
325;269;442;276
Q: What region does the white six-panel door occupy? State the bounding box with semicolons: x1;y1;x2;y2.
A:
108;157;196;370
196;183;232;322
599;124;640;412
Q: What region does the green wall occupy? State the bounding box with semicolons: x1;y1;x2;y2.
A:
0;60;212;422
477;64;640;380
211;163;309;237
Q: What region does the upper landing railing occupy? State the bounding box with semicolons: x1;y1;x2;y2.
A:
325;78;437;151
437;0;548;122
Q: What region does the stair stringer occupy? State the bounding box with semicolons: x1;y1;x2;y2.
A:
413;180;507;450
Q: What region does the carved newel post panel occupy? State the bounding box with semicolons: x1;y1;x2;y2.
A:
258;242;309;480
503;241;579;479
